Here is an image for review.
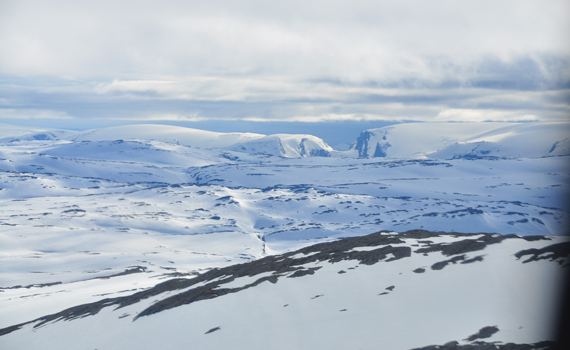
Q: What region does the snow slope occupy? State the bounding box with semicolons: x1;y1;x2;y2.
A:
428;122;570;159
0;124;76;141
1;230;567;350
348;122;570;159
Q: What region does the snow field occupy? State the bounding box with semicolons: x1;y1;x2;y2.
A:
0;121;568;349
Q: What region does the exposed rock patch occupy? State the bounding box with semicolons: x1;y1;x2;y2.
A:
415;234;508;256
515;242;570;266
411;340;556;350
204;326;220;334
461;256;484;264
431;255;466;270
410;326;558;349
464;326;499;341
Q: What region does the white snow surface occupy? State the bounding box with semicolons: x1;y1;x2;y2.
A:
349;122;570;159
68;124;266;149
0;123;76;141
0;122;568;349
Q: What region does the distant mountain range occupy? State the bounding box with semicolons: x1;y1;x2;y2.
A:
348;122;570;159
2;122;569;159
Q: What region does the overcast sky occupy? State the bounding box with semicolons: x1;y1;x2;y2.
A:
1;0;569;132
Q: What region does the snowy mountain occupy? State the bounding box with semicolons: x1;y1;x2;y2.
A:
0;124;335;159
227;134;333;158
0;121;568;349
67;124;266;149
4;122;568;160
349;122;570;159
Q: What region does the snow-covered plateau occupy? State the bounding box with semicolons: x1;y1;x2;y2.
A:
0;121;568;349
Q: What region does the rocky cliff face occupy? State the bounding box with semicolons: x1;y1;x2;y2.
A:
352;129;392;158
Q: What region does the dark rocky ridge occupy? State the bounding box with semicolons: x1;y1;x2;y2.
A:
515;242;570;266
1;229;567;338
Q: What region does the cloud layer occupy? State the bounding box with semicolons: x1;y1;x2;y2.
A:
1;0;569;123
